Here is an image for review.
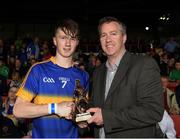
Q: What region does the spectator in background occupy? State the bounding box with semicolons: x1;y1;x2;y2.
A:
17;42;28;67
14;36;23;52
169;59;180;82
0;58;9;79
158;110;176;138
78;63;86;71
87;54;96;75
161;76;179;114
39;41;52;61
14;58;27;78
7;44;17;58
164;37;180;56
0;96;23;138
159;53;169;76
167;57;176;74
95;55;106;67
26;36;40;60
2;85;28;136
2;86;18;125
8;71;22;88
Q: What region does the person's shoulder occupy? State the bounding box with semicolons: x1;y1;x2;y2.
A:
73;66;89;77
31;59;51;69
129;53;154;64
93;63;106;75
129;53;159;71
166;88;175;95
130;52;151;60
27;59;51;74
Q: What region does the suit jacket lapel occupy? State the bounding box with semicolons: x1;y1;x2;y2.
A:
99;63;107;105
105;52;131;100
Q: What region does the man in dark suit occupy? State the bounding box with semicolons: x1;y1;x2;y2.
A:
87;16;164;138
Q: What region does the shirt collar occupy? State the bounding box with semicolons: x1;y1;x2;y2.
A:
50;56;56;64
106;50;126;71
50;56;74;68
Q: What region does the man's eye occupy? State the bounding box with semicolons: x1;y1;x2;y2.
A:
100;34;106;38
110;32;118;36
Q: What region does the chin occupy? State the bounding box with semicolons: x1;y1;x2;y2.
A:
106;52;115;56
63;54;73;58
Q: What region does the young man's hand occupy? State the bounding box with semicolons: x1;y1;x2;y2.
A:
57;101;75;119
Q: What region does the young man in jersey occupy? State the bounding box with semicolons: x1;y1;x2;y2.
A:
13;19;89;138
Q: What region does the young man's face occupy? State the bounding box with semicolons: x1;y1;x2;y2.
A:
53;29;79;58
99;21;127;58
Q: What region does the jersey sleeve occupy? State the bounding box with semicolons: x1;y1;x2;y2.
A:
16;65;39;102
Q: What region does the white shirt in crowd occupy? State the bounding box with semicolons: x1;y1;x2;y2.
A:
158;110;176;139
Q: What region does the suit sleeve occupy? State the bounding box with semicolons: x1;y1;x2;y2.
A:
103;57;164;133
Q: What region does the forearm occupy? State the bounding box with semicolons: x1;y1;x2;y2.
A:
13;97;48;118
13;97;74;119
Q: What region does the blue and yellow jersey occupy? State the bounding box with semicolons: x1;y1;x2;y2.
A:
16;57;89;138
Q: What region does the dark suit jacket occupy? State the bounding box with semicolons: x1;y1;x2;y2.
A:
91;52;164;138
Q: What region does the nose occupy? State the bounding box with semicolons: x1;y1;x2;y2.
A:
105;35;111;42
65;39;71;47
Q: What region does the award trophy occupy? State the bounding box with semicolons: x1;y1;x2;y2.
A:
73;80;92;122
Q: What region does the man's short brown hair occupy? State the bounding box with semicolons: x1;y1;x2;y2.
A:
98;16;126;35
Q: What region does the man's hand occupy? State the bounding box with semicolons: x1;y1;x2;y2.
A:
57;101;75;119
86;107;103;126
77;121;88;128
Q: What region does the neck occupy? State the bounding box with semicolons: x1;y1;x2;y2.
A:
108;48;126;65
54;55;73;68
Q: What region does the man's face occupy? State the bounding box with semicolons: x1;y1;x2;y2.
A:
99;21;127;58
161;77;169;89
175;62;180;70
53;29;79;58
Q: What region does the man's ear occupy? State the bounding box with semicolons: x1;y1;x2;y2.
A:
123;34;127;44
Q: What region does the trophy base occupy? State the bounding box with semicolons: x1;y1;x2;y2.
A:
75;112;92;122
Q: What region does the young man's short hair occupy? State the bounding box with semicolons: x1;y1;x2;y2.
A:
54;18;79;39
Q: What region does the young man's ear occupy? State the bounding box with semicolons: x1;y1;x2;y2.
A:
53;37;57;46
